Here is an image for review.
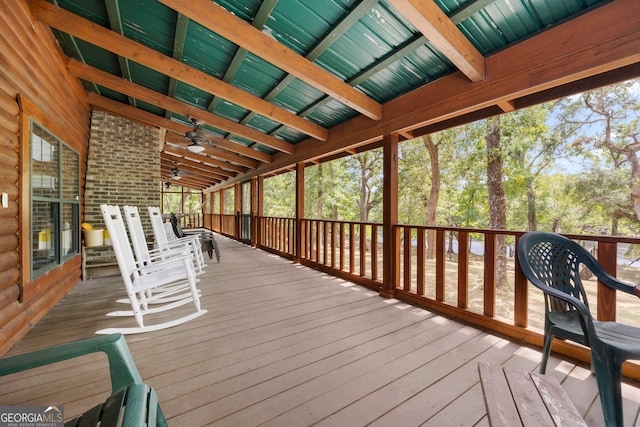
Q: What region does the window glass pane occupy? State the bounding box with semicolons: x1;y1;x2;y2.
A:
32;200;56;272
31;125;59;198
62;203;78;257
242;182;251;214
61;144;79;200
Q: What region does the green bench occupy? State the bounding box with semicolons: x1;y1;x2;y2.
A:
0;334;167;427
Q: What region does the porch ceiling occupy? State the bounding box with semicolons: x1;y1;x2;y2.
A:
31;0;637;190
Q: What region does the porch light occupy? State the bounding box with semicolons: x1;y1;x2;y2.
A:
186;142;205;153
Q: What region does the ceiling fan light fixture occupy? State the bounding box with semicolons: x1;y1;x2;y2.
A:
186;142;205;153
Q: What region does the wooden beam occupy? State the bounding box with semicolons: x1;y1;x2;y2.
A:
158;0;382;121
29;0;329;141
387;0;485;82
497;99;516;113
67;59;284;158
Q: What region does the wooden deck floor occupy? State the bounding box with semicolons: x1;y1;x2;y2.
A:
3;235;640;426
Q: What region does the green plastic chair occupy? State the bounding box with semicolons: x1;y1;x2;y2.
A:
0;334;167;427
517;231;640;427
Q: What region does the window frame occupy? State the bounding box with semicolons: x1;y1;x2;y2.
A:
29;120;80;278
19;96;82;301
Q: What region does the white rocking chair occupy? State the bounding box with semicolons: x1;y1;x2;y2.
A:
147;206;206;271
98;204;206;334
123;205;205;274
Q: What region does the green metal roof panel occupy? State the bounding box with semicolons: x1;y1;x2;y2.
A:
182;21;236;78
117;2;176;56
231;53;287;98
265;0;358;55
211;0;264;23
174;82;214;110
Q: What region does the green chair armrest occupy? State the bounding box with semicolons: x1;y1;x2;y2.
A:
0;333;143;392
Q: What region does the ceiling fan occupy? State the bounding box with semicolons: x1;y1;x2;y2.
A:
168;161;192;181
185;117;208;153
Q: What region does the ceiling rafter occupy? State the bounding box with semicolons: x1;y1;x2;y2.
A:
161;158;225;182
162;144;246;175
161;153;231;180
158;0;383;121
165;12;190;120
104;0;136;108
29;0;329;142
205;0;279;116
67;59;282;159
163;131;259;169
387;0;485;82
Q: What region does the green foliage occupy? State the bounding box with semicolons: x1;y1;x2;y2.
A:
263;172;296;217
162;186;201;215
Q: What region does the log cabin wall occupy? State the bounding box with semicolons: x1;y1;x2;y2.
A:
0;0;90;355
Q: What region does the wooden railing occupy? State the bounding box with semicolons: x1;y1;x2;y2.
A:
198;214;640;377
260;216;296;256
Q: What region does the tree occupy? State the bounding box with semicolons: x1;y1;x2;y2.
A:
350;150;383;223
486;117;509;288
557;80;640;233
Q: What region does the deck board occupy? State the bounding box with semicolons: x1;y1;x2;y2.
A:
2;235;640;426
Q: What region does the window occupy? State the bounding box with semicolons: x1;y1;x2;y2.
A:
30;121;80;277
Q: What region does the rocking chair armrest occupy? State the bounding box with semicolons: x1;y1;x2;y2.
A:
147;245;189;258
139;248;190;265
0;334;143;392
133;252;193;272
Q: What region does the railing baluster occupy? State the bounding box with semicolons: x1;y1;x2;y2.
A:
416;228;425;296
339;223;345;272
360;224;366;277
514;234;528;328
458;231;469;309
331;222;336;268
436;229;445;302
372;224;378;281
349;223;355;274
404;226;411;292
484;233;496;318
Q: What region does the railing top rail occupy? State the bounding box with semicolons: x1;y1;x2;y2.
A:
394;225;640;244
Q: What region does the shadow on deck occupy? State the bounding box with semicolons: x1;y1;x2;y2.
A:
2;235;640;426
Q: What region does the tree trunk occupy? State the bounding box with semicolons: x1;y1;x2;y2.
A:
526;177;537;231
486;118;509;288
316;163;323;219
424;135;440;259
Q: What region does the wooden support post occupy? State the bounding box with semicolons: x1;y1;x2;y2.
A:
235;182;241;239
295;162;305;263
597;241;617;322
219;189;225;234
381;133;399;298
251;177;261;247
